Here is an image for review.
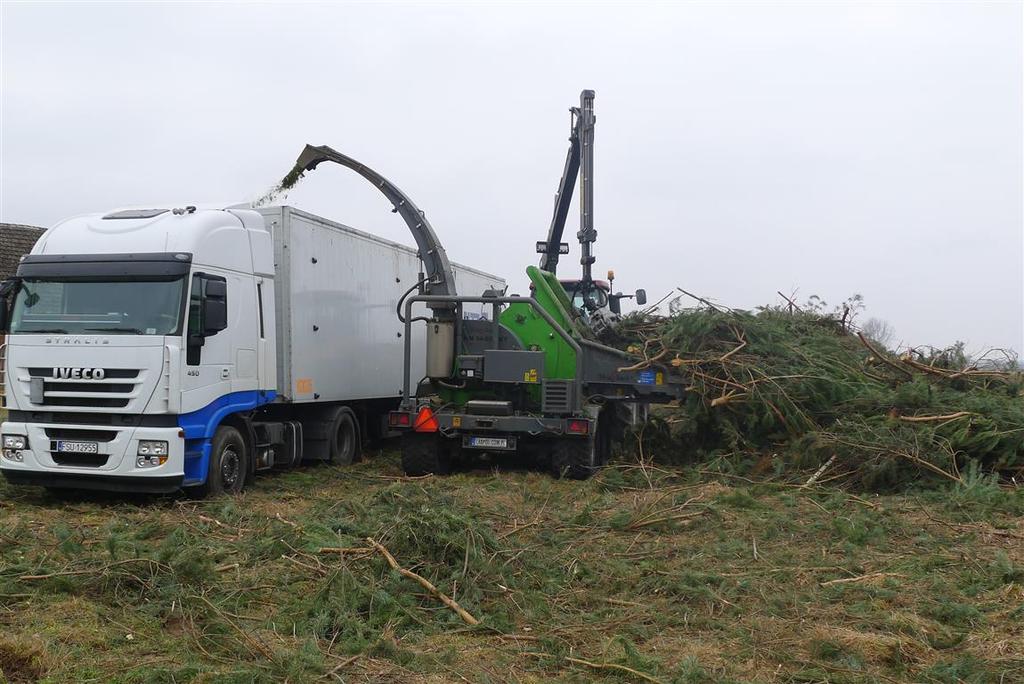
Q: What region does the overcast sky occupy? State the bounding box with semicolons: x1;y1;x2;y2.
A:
1;1;1021;353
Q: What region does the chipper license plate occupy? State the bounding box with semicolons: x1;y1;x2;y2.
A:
463;436;516;451
56;441;99;454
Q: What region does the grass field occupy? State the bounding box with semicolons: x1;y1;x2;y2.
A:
1;451;1022;683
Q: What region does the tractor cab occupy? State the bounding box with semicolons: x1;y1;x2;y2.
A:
560;278;611;316
559;271;646;319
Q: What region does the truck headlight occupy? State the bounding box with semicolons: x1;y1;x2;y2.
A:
137;440;169;468
2;435;26;462
138;440;168;456
2;436;25;462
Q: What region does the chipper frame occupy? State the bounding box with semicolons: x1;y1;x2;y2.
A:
391;265;683;478
289;90;683;479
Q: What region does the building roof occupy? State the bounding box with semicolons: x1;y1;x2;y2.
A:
0;223;46;280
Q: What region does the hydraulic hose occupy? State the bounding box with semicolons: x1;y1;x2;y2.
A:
397;277;430;324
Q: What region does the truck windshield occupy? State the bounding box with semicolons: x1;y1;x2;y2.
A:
9;277;186;335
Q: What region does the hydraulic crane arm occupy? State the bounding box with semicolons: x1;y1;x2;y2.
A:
538;89;596;280
294;144;458;308
538;113;580;274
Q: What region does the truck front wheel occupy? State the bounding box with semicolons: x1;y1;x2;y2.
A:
400;433;449;476
197;425;249;497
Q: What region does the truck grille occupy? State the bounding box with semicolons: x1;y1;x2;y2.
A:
51;452;110;467
24;368;142;410
44;427;118;442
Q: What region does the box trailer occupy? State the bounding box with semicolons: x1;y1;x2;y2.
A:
261;206;502;403
0;204;504;494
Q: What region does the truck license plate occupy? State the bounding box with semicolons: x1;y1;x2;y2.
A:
464;436;514;450
56;441;99;454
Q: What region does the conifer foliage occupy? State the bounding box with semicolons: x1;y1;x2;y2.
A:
615;301;1023;489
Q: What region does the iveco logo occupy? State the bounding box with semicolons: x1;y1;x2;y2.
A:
52;367;106;380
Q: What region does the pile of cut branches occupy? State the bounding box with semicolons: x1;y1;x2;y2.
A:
615;301;1024;490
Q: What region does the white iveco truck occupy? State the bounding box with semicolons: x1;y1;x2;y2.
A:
0;205;503;495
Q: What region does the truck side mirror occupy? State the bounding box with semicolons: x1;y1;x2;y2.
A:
204;278;226;299
202;299;227;335
608;295;622;315
202;278;228;335
635;289;647;306
187;274;228;366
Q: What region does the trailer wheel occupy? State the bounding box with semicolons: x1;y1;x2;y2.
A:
329;408;359;465
551;427;600;480
196;425;248;497
401;433;449;476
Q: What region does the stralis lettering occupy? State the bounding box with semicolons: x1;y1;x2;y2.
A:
44;337;109;345
52;367;106;380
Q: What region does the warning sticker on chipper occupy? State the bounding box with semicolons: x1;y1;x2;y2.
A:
523;369;539;383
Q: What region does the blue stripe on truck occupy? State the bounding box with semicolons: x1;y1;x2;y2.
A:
178;389;276;485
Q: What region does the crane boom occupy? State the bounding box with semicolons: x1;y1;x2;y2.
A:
538;112;580;274
538;89;596;279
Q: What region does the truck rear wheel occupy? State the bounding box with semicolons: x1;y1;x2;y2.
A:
196;425;248;497
551;431;599;480
329;408;359;465
401;433;449;476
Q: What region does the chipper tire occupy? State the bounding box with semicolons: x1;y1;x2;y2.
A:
550;431;599;480
401;433;450;476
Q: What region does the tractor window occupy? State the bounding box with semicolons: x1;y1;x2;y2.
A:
565;282;609;314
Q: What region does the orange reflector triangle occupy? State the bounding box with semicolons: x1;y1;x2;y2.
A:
413;406;439;432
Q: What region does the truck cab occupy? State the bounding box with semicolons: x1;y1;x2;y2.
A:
0;206;277;494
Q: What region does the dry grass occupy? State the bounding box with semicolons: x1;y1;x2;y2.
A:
1;451;1022;683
